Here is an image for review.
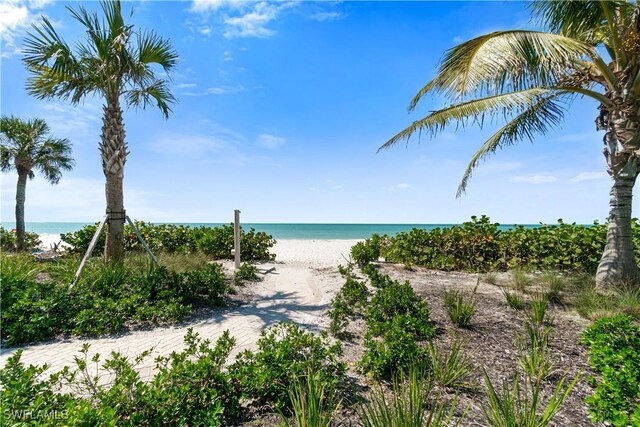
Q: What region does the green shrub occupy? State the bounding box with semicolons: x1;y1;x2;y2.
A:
443;285;477;328
60;222;276;261
355;216;633;273
327;273;369;337
233;262;261;286
360;318;428;380
366;278;434;339
351;234;384;266
0;227;41;251
231;323;346;413
0;329;241;426
581;315;640;426
0;256;231;345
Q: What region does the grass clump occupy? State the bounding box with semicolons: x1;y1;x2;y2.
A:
279;372;341;427
443;283;477;328
426;338;473;389
539;272;566;304
510;268;531;292
484;271;499;285
502;287;525;310
357;366;464;427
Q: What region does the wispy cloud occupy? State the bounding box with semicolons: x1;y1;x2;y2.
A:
0;0;54;57
36;101;102;140
257;133;286;149
382;183;412;191
223;2;283;38
176;82;198;89
182;84;259;96
309;11;344;22
513;175;557;184
569;171;606;183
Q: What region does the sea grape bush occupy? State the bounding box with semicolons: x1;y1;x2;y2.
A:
0;256;231;345
581;315;640;426
352;215;635;273
61;221;276;261
0;226;41;251
327;268;370;337
230;323;346;413
0;329;242;426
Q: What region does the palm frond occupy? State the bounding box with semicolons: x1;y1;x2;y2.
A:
456;90;569;197
410;30;594;109
382;88;558;151
137;30;178;72
124;80;175;118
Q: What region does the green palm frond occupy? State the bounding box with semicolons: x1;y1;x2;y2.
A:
457;90;569;196
124;80;175;118
409;30;594;109
381;88;559;151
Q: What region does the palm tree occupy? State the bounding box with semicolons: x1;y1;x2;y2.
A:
23;0;178;261
0;116;74;251
381;1;640;288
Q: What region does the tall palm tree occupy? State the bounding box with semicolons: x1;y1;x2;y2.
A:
381;1;640;288
0;116;74;251
23;0;178;261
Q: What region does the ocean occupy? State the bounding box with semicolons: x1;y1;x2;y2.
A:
1;222;538;240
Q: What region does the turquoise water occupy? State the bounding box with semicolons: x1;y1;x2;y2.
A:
1;222;539;240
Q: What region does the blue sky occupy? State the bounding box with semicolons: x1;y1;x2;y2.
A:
0;0;616;224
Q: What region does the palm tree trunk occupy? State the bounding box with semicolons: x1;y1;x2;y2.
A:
596;174;640;288
14;170;28;252
100;97;128;261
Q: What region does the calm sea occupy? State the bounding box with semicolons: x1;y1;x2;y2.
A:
1;222;538;240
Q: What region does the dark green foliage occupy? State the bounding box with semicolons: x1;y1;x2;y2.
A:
366;278;435;339
0;330;241;426
60;221;276;261
360;319;428;380
581;315;640;426
354;215;637;273
231;323;346;414
233;262;261;286
327;272;369;337
351;234;384;266
358;270;435;380
0;256;230;345
0;226;41;251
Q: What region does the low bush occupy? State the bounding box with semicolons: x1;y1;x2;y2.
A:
581;315;640;426
0;226;41;251
1;256;231;345
327;273;369;337
60;222;276;261
0;329;242;426
351;234;384;266
233;262;261;286
231;323;346;414
353;215;638;273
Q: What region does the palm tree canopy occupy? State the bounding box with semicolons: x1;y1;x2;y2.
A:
381;0;640;196
23;0;178;117
0;116;74;184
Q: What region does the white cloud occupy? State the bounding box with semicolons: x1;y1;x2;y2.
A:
176;83;198;89
36;101;102;140
569;172;607;183
0;0;53;57
513;175;557;184
223;2;280;38
190;0;244;13
382;183;412;191
182;84;258;96
257;133;286;149
309;11;343;22
223;50;233;61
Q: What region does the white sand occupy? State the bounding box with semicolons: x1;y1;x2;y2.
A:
271;239;361;268
37;233;360;268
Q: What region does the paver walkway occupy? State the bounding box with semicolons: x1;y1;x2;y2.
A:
0;260;342;380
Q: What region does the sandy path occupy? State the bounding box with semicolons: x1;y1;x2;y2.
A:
0;240;358;379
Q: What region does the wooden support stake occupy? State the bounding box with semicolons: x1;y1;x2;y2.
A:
70;215;107;290
234;209;241;270
126;216;159;266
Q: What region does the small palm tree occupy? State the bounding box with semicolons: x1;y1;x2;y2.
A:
381;1;640;288
23;0;178;261
0;116;74;251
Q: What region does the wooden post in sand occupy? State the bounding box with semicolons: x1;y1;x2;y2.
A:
234;210;241;270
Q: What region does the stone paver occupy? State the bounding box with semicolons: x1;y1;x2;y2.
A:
0;262;336;380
